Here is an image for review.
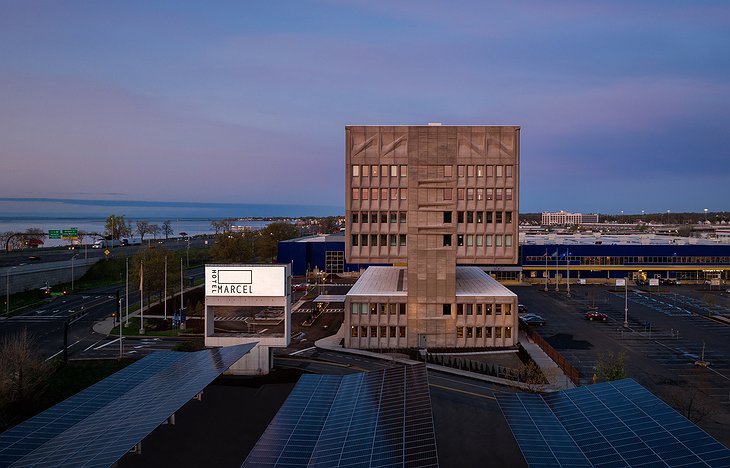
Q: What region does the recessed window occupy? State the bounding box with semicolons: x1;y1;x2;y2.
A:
443;304;451;315
400;189;407;200
467;165;474;177
505;165;513;177
485;304;493;315
381;212;388;223
381;165;388;177
361;234;368;246
399;234;406;246
466;211;474;223
389;235;397;246
399;326;406;338
476;304;483;315
485;326;492;338
505;326;512;339
351;234;358;246
371;326;378;337
444;165;452;177
362;188;369;200
351;326;358;337
466;304;473;315
400;212;407;223
361;326;368;337
496;212;503;223
457;235;464;246
467;188;474;200
466;235;473;246
457;304;464;315
476;211;483;223
485;235;492;246
390;212;397;223
496;165;503;177
486;165;494;177
506;188;513;201
477;189;483;200
352;188;359;200
505;211;513;223
457;165;465;177
390;325;396;337
456;326;464;338
362;212;369;223
362;165;369;176
487;188;493;200
380;325;387;337
352;165;360;177
400;165;407;177
486;212;493;223
372;165;378;177
466;326;473;338
371;188;378;200
495;327;502;338
457;188;465;200
443;188;452;200
505;235;512;247
351;303;359;314
496;189;503;201
391;165;398;177
381;188;388;200
380;234;387;246
443;211;452;223
476;327;483;338
390;188;398;200
443;235;452;247
371;234;377;246
495;304;502;315
477;165;484;177
476;235;483;247
457;211;464;223
495;235;502;247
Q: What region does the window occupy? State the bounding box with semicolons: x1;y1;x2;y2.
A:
496;165;503;177
496;211;503;223
361;234;368;246
379;303;387;314
381;188;388;200
467;165;474;177
495;235;502;247
391;165;398;177
457;234;464;246
362;212;369;223
351;303;359;314
486;188;493;200
495;327;502;338
362;188;369;200
485;304;492;315
466;235;474;246
399;234;406;246
476;304;483;315
399;303;405;315
486;165;493;177
476;211;483;223
380;234;387;246
467;211;474;223
362;165;369;176
351;234;358;246
457;211;464;223
390;326;396;338
352;212;359;223
400;165;407;177
457;165;465;177
505;327;512;339
496;189;503;201
400;189;407;200
390;235;396;246
456;304;464;315
389;303;397;315
505;235;512;247
352;188;359;200
390;212;397;223
443;304;451;315
505;165;513;177
456;326;464;338
476;235;483;246
495;304;502;315
477;165;483;177
352;165;360;177
504;304;511;315
476;327;483;338
466;327;473;338
351;326;358;337
399;326;406;338
506;188;513;201
372;165;378;177
371;188;378;200
371;326;377;337
444;165;452;177
467;188;474;200
505;211;512;223
485;235;492;246
477;188;483;200
485;326;492;338
486;211;493;223
326;251;344;273
457;188;465;200
380;325;387;337
443;188;452;200
381;212;388;223
391;188;398;200
443;211;452;223
371;234;377;246
361;326;368;337
466;304;473;315
370;303;377;314
400;212;407;223
443;235;452;246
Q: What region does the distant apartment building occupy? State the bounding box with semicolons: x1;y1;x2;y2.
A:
344;125;519;350
542;211;599;225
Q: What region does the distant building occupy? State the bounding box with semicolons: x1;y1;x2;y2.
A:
542;211;599;225
344;125;519;349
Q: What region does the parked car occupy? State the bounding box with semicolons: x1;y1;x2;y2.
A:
292;283;309;291
519;313;546;326
585;311;608;321
518;304;528;313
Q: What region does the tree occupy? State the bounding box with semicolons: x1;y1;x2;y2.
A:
162;220;174;240
0;330;50;404
136;220;151;241
209;231;257;263
131;246;181;304
258;222;299;262
149;224;161;240
595;351;627;382
104;215;131;240
318;217;340;234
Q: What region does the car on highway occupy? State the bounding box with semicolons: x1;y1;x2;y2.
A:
27;255;41;261
518;313;546;326
518;303;528;313
585;311;608;321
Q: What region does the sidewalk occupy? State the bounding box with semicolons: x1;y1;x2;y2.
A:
315;325;574;391
518;330;575;391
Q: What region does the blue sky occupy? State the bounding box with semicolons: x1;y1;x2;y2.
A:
1;1;728;214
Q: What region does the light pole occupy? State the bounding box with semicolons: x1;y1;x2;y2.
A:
565;249;571;297
71;254;79;291
704;208;708;223
125;257;129;326
623;277;629;328
620;210;624;224
6;266;17;316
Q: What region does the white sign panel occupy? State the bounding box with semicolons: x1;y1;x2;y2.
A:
206;266;286;297
649;278;660;286
615;279;626;287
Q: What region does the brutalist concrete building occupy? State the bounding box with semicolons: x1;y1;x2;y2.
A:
344;125;519;350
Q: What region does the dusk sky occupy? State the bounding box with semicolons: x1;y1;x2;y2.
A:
1;1;728;215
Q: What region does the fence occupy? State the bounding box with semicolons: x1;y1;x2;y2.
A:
523;326;581;386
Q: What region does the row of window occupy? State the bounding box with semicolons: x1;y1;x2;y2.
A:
351;188;407;201
352;211;407;224
456;326;512;339
351;164;407;178
350;164;514;179
452;211;513;224
351;325;406;338
444;303;513;315
351;234;407;247
525;255;730;265
350;303;406;314
443;234;513;248
447;188;513;201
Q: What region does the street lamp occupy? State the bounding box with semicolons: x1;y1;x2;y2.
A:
6;266;17;316
623;277;629;328
71;254;79;291
704;208;708;223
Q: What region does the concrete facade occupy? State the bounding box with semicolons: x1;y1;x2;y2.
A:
345;125;520;349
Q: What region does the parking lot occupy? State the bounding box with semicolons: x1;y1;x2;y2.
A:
512;284;730;446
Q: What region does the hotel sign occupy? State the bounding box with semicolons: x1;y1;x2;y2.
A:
205;265;286;297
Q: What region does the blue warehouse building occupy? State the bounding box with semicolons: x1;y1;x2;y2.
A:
277;234;363;276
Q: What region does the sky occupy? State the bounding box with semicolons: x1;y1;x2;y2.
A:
0;0;728;215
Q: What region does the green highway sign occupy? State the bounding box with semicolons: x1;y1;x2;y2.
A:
48;230;61;239
61;228;79;240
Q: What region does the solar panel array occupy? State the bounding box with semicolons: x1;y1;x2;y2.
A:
243;364;439;468
497;379;730;468
0;343;255;468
